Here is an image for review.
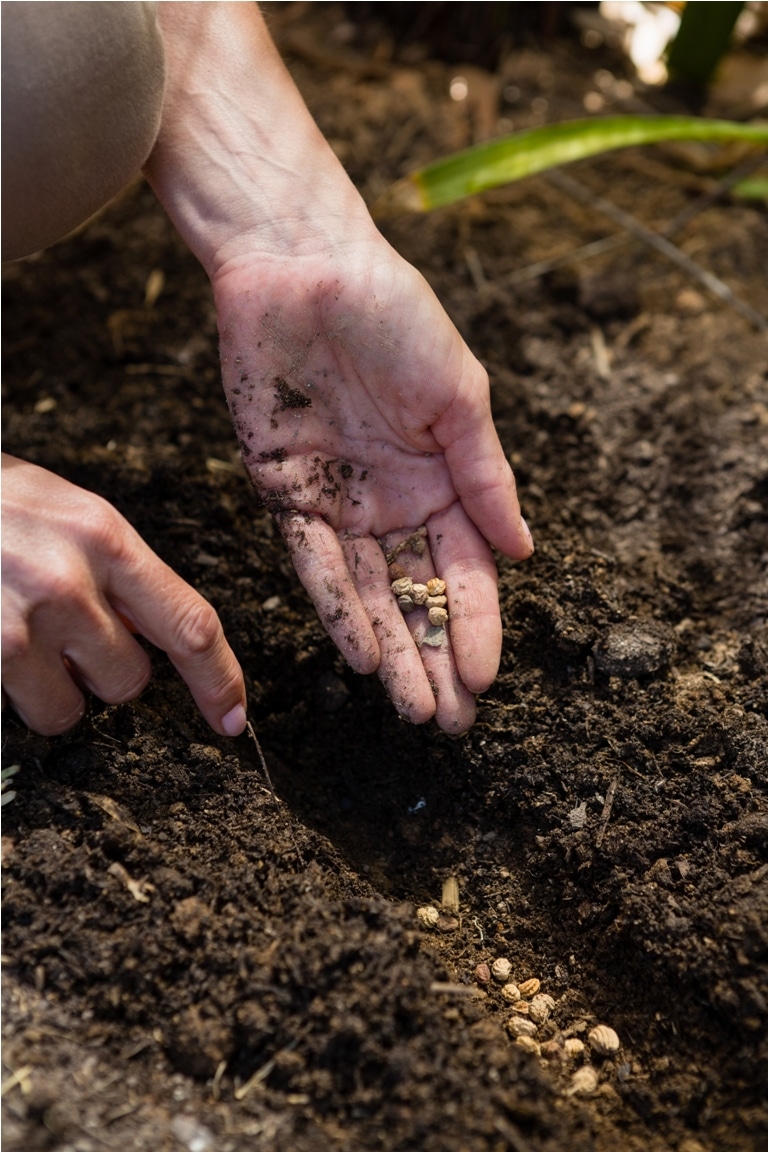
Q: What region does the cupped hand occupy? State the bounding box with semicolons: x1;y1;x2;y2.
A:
213;240;533;733
1;455;247;736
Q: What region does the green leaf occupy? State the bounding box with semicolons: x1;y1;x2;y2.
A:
731;177;768;201
666;2;744;86
374;116;768;215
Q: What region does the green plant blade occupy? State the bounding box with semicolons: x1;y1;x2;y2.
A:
731;177;768;201
374;116;768;215
666;2;744;86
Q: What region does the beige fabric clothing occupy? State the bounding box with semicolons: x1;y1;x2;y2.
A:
2;1;165;260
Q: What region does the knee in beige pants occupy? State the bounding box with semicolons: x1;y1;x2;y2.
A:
2;1;165;260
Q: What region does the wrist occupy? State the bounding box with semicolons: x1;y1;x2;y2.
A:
144;2;377;277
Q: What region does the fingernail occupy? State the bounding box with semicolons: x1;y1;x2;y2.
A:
521;517;534;550
221;703;247;737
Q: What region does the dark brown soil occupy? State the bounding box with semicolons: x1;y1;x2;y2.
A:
3;6;767;1150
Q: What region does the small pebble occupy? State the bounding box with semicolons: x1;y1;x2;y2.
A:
592;619;676;678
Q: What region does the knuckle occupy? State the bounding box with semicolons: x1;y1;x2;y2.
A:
2;618;32;666
173;598;223;660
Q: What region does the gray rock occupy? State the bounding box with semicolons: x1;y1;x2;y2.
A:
593;619;676;678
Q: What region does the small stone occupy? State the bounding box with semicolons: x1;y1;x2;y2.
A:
475;963;491;984
592;620;676;678
398;595;416;613
518;978;541;998
389;563;408;581
411;583;429;605
426;578;447;597
491;958;513;983
588;1024;620;1056
391;577;414;597
428;606;449;627
416;905;439;928
567;1066;599;1096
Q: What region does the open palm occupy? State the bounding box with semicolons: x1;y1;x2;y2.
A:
213;240;532;733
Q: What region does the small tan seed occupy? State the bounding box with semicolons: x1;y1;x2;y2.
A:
563;1038;585;1059
529;993;556;1024
491;958;512;983
515;1035;540;1055
588;1024;620;1056
441;876;460;913
436;915;459;933
518;978;541;998
567;1066;599;1096
416;905;439;928
511;1001;530;1016
391;577;414;597
475;963;491;984
425;595;448;609
411;583;429;605
426;578;447;597
428;607;449;627
500;983;521;1003
506;1015;538;1039
541;1040;563;1061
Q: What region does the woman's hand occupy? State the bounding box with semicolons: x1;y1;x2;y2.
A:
145;2;532;732
212;243;532;733
1;456;247;736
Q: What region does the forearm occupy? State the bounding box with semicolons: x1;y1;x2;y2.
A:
144;2;376;276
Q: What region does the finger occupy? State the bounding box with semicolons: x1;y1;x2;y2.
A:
108;540;247;737
341;534;437;725
435;377;534;562
377;527;477;735
277;512;380;676
62;616;153;705
428;504;503;695
3;649;87;736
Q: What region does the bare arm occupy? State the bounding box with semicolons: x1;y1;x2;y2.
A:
144;2;533;732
